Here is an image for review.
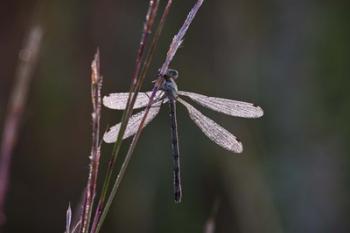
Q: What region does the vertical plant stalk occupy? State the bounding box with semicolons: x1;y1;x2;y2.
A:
203;198;220;233
94;0;204;232
90;1;160;232
66;204;72;233
94;79;163;233
0;25;43;225
98;0;159;202
134;0;173;94
80;50;103;233
92;0;174;230
159;0;204;75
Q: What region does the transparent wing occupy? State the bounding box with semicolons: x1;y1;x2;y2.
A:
178;98;243;153
103;102;162;143
178;91;263;118
103;91;163;110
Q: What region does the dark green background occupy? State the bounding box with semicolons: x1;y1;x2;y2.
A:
1;0;349;232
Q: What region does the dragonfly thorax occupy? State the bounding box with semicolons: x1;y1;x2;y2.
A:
161;77;178;101
160;68;179;101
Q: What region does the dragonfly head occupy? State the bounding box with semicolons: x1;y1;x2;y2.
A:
164;69;179;80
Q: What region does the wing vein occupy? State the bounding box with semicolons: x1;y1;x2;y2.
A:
103;91;163;110
103;102;162;143
178;98;243;153
178;91;263;118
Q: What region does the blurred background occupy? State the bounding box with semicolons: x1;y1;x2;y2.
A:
0;0;349;232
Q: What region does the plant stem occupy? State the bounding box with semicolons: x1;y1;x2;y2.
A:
80;50;103;233
94;80;163;233
90;1;160;232
0;25;43;225
94;0;204;231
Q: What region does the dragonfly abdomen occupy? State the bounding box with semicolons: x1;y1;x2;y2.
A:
168;100;182;203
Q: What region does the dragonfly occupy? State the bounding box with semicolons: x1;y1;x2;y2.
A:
103;69;264;203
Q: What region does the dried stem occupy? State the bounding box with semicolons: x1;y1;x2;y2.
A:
0;25;43;225
99;0;159;199
71;220;82;233
203;198;220;233
159;0;204;75
94;0;204;232
66;204;72;233
90;1;160;232
93;80;163;233
80;50;103;233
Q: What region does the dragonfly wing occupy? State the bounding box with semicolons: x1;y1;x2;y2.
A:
178;98;243;153
103;91;163;110
178;91;263;118
103;102;162;143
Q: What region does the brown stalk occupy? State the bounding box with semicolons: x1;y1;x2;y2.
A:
94;0;204;232
90;1;160;232
203;198;220;233
0;25;43;225
80;50;103;233
159;0;204;75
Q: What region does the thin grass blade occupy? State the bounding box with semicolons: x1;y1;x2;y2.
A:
94;1;205;232
91;2;160;230
66;203;72;233
159;0;204;75
0;25;43;224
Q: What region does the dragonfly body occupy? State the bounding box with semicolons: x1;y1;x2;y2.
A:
160;69;179;100
168;101;181;202
160;69;182;202
103;68;264;203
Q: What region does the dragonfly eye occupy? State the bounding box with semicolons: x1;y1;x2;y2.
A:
165;69;179;79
